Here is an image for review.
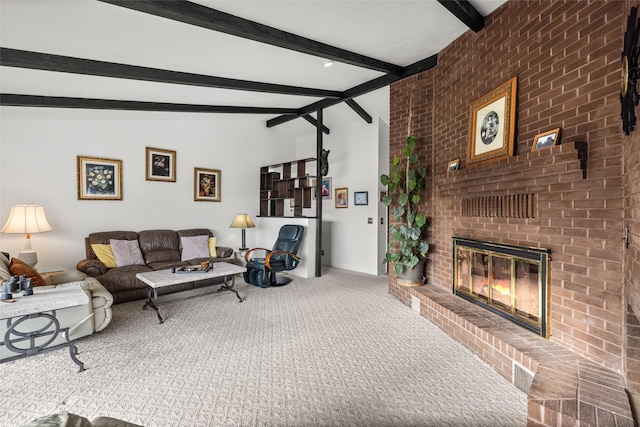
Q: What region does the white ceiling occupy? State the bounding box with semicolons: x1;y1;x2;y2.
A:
0;0;507;131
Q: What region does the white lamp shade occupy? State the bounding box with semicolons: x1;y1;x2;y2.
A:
229;214;255;229
1;205;53;234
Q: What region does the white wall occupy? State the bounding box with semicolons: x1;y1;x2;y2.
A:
0;107;295;271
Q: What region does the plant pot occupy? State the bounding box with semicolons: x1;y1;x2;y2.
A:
397;259;425;287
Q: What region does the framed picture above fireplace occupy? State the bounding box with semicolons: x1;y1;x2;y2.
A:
467;77;517;166
531;128;561;152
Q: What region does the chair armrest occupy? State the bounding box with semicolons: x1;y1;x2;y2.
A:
245;248;270;263
43;269;86;285
216;246;234;258
265;251;300;270
77;259;107;277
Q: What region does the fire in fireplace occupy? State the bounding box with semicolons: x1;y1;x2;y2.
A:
452;237;550;338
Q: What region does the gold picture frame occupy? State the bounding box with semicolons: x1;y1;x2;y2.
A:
467;77;517;166
77;156;122;200
447;159;460;172
194;167;221;202
531;128;561;152
146;147;176;182
335;187;348;208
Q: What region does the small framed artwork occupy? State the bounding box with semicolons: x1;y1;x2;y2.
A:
313;177;332;199
77;156;122;200
335;188;348;208
532;128;561;152
447;159;460;171
194;167;221;202
146;147;176;182
468;77;517;166
354;191;368;206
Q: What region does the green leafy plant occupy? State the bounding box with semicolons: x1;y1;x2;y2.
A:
380;135;430;275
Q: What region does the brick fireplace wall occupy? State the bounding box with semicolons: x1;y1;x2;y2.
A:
389;0;628;378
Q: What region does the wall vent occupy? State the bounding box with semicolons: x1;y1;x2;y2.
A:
461;193;536;218
513;361;534;394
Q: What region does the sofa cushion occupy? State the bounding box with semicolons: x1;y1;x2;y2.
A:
110;240;145;267
0;252;10;281
138;230;180;264
180;235;210;261
9;257;46;286
86;231;139;259
209;237;217;256
91;244;117;268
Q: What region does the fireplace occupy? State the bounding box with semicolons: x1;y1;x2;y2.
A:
452;237;550;338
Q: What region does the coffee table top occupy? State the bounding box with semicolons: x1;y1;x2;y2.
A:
0;285;89;320
136;262;246;289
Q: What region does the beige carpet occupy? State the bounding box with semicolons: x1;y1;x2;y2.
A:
0;268;526;426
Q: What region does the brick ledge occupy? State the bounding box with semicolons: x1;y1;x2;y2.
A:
389;281;634;427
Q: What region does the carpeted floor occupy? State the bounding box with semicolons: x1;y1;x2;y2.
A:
0;268;527;427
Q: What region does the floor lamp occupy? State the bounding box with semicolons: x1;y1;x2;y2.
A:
1;205;53;267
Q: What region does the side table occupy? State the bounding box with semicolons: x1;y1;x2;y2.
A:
234;249;249;267
0;286;89;372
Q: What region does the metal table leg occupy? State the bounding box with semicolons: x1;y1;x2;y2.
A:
142;288;164;324
218;274;245;302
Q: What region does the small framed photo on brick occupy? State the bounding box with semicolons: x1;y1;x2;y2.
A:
531;128;561;152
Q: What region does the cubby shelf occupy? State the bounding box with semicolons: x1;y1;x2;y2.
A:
259;158;317;217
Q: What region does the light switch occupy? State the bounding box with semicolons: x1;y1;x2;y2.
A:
368;218;373;224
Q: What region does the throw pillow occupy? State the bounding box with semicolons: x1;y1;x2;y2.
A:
109;239;145;267
0;252;10;281
208;236;217;257
180;235;210;261
91;244;117;268
9;257;46;287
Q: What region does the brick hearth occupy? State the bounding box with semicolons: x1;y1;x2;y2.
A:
389;280;634;427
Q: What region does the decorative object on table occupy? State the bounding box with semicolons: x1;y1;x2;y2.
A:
312;177;332;199
447;159;460;172
145;147;176;182
467;77;517;166
320;148;330;176
354;191;368;206
77;156;122;200
335;188;348;208
0;205;52;267
229;213;255;250
2;275;32;299
380;136;429;279
194;167;221;202
531;128;561;152
621;6;640;135
175;262;212;273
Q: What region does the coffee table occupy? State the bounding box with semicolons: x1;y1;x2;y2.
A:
136;262;246;324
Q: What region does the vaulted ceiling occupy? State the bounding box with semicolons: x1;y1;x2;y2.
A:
0;0;507;133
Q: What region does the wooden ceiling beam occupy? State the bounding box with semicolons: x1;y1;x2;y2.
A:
437;0;485;33
0;48;341;99
97;0;404;75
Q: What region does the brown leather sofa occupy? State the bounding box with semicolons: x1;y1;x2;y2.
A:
76;228;233;304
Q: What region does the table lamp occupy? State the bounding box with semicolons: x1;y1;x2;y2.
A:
229;214;255;251
0;205;53;267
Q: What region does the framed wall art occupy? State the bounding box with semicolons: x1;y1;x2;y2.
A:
313;177;332;199
77;156;122;200
194;167;221;202
146;147;176;182
335;187;348;208
467;77;517;166
354;191;368;206
531;128;561;152
447;159;460;171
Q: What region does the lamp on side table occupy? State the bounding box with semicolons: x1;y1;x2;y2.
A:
0;205;53;267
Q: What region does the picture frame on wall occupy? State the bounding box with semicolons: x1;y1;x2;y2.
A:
531;128;561;152
77;156;122;201
335;187;348;208
467;77;517;166
312;177;332;199
194;167;221;202
145;147;176;182
354;191;368;206
447;159;460;171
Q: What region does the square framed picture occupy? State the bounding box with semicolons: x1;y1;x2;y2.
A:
467;77;517;166
447;159;460;172
77;156;122;200
531;128;561;152
146;147;176;182
313;177;332;199
335;187;348;208
194;167;221;202
354;191;368;206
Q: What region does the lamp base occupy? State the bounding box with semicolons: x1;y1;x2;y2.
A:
18;251;38;267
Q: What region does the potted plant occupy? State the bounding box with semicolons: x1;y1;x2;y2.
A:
380;135;429;281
